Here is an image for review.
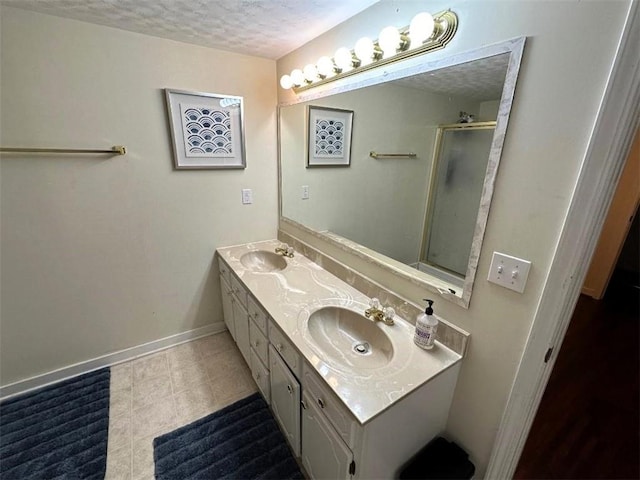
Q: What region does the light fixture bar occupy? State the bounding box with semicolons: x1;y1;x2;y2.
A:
288;10;458;93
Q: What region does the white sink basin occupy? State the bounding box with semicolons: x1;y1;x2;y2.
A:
307;306;394;370
240;250;287;272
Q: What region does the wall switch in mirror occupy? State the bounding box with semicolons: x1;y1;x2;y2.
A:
302;185;309;199
242;188;253;204
488;252;531;293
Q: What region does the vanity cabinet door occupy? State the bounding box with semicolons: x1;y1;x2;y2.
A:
301;391;354;480
232;298;251;365
250;348;270;404
220;276;236;341
269;345;300;457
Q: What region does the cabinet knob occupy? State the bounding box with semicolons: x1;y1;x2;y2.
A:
276;343;283;351
254;340;259;347
317;398;325;409
221;269;226;274
287;384;293;395
301;400;308;410
255;372;261;380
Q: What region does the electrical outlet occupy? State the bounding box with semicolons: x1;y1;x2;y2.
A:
302;185;309;199
487;252;531;293
241;188;253;204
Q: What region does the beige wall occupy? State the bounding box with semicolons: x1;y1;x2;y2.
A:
277;0;630;475
0;7;278;386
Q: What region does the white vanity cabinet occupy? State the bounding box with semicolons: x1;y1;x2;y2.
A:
217;248;464;480
269;344;301;456
219;276;236;341
301;390;354;480
248;297;270;403
231;297;250;364
301;361;461;479
218;259;250;363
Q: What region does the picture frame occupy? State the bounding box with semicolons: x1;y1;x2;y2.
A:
306;105;354;167
165;89;246;169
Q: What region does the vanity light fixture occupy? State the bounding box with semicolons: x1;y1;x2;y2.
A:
334;47;357;72
279;74;294;89
280;9;457;92
290;68;305;87
316;56;336;77
378;26;407;58
354;37;379;65
303;64;319;82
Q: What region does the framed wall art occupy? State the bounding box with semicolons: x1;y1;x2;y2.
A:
306;105;353;167
165;89;246;169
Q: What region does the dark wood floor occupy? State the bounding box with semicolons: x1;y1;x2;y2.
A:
514;272;639;479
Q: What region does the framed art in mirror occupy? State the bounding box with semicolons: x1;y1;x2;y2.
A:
307;105;354;167
165;89;246;170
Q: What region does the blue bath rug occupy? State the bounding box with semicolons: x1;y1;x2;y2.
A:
0;368;111;479
153;392;304;479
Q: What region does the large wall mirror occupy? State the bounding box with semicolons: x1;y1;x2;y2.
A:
279;38;525;308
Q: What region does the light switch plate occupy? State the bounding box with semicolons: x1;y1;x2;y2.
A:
241;188;253;204
302;185;309;199
487;252;531;293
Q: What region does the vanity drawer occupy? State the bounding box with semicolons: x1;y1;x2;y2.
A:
249;318;269;367
268;323;302;379
230;273;248;308
303;363;356;447
218;257;231;285
250;348;270;404
247;296;269;335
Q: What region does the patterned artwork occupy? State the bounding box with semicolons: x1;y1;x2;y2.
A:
307;106;353;167
315;117;345;157
180;104;233;157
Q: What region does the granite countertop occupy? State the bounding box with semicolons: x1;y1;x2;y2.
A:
217;239;462;425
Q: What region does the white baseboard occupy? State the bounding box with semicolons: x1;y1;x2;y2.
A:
0;322;226;400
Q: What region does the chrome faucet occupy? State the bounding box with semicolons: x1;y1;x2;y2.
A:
364;298;395;326
275;243;294;258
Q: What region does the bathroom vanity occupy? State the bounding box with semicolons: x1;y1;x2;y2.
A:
217;239;465;479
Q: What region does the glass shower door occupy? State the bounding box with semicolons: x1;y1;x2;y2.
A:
421;124;495;279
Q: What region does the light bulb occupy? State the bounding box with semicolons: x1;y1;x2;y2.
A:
354;37;375;64
317;56;335;77
303;64;318;82
279;74;293;89
379;26;401;58
290;69;305;86
334;47;354;71
409;12;435;46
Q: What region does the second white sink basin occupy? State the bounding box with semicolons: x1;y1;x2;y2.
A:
240;250;287;272
307;306;394;370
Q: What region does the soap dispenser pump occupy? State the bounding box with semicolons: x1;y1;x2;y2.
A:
414;299;438;350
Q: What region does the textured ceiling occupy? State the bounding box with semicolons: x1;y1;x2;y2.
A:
0;0;379;59
391;54;510;101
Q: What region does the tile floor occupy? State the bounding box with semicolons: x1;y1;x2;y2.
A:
105;331;258;479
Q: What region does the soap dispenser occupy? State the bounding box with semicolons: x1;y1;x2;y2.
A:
414;299;438;350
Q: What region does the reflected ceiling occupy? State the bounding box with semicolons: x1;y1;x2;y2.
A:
391;54;509;100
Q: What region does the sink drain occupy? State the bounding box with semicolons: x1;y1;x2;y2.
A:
353;342;370;355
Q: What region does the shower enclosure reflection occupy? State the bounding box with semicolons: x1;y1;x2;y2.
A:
419;122;496;287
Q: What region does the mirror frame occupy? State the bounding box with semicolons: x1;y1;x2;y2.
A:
278;37;526;308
